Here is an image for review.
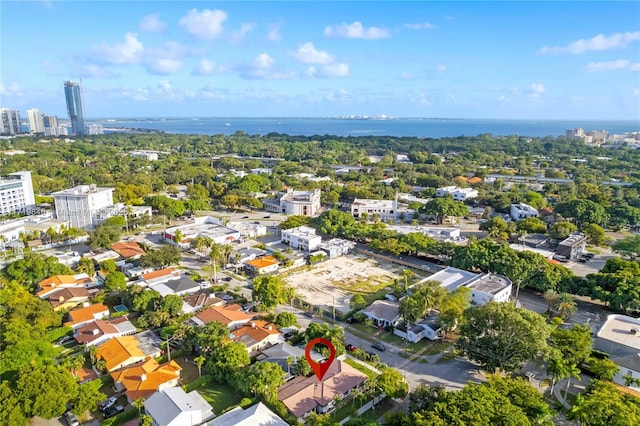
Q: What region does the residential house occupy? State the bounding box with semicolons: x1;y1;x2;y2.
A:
394;317;442;343
510;203;539;222
111;241;146;260
37;273;95;299
150;276;201;297
189;304;254;330
594;314;640;391
74;316;137;346
319;239;355;259
64;303;109;330
350;199;397;222
112;357;182;402
435;186;478;201
422;266;512;305
227;222;267;239
281;226;322;252
207;402;288;426
48;287;91;311
361;300;401;327
83;249;120;263
263;188;322;216
144;387;214;426
257;342;323;380
164;216;240;247
556;233;587;261
122;263;156;279
181;292;225;315
245;256;279;275
231;247;266;265
277;360;368;419
230;320;284;356
97;331;163;372
141;268;182;287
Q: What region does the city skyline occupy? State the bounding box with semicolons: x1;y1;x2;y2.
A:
1;1;639;120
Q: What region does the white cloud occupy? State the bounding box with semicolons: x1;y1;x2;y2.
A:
530;83;545;93
400;71;413;79
540;31;640;54
179;9;228;39
634;89;640;97
231;23;255;43
436;64;447;72
145;58;183;75
92;32;144;64
324;22;390;39
253;53;274;69
139;13;166;32
193;59;217;75
292;42;333;64
404;22;434;30
0;81;23;97
305;67;317;78
321;63;349;77
585;60;640;72
267;23;282;41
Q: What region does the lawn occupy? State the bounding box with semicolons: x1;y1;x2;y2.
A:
344;358;378;378
191;381;245;414
348;323;452;357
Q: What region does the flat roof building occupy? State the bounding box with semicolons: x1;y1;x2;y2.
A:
281;226;322;252
52;184;114;229
351;198;398;222
422;266;512;305
0;171;36;215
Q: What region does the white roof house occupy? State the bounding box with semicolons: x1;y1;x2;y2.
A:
207;402;288;426
595;314;640;391
510;203;539;222
350;198;398;222
422;266;512;305
145;387;214;426
281;226;322;252
436;186;478;201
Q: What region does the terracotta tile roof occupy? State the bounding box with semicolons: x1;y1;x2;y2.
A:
49;288;91;310
246;255;278;269
466;177;483;184
37;273;93;298
194;304;253;326
142;267;177;281
182;293;224;310
64;303;109;327
97;335;147;372
111;242;146;259
111;358;182;401
231;321;280;346
278;360;368;417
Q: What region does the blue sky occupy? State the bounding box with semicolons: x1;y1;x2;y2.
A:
1;1;639;119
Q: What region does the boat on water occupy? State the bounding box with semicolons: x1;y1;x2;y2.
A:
225;123;231;126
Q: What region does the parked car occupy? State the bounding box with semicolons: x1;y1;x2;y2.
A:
219;294;234;301
578;257;588;263
104;405;125;419
64;412;80;426
345;344;358;352
304;311;314;318
371;342;386;351
98;397;117;412
583;253;595;259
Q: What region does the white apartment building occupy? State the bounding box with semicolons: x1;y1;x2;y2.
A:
422;266;512;306
436;186;478;201
130;150;158;161
27;109;44;133
0;171;36;215
0;108;22;135
52;185;115;229
264;188;322;216
510;203;539;222
281;226;322;252
350;198;397;222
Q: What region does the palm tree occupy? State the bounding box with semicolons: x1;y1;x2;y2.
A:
547;357;570;394
286;356;294;376
564;364;582;399
86;345;98;364
554;293;578;320
401;269;414;293
543;289;559;314
194;355;206;378
64;354;85;379
132;397;146;415
220;243;234;267
173;229;183;249
209;241;220;283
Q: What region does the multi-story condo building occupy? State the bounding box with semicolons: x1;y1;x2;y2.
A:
64;81;85;135
350;199;398;222
52;184;114;229
26;109;44;134
263;188;322;216
42;114;68;136
43;115;58;128
0;171;36;215
0;108;22;135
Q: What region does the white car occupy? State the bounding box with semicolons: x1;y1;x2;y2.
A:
98;396;117;412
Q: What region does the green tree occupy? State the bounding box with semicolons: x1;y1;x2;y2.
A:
105;215;126;228
586;357;619;381
5;253;73;291
89;223;121;249
421;195;469;225
553;293;578;320
583;223;606;246
77;257;95;276
195;355;206;378
555;199;608;228
374;367;409;399
295;356;312;376
157;294;183;316
479;216;511;240
274;312;298;328
279;215;311;230
550;324;593;366
100;258;117;273
74;379;106;415
349;294;367;311
104;271;127;291
242;361;285;400
549;221;577;240
252;275;294;311
569;380;640;425
456;302;552;373
546;357;570;394
15;365;79;419
516;217;547;234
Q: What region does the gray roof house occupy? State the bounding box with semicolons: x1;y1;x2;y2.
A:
361;300;401;327
144;387;214;426
151;276;201;297
257;342;324;380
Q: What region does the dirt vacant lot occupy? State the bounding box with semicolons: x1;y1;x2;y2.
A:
283;254;401;313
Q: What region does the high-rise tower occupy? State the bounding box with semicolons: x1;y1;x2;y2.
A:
27;108;44;133
64;80;85;135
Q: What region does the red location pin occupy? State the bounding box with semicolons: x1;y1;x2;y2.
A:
305;337;336;381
